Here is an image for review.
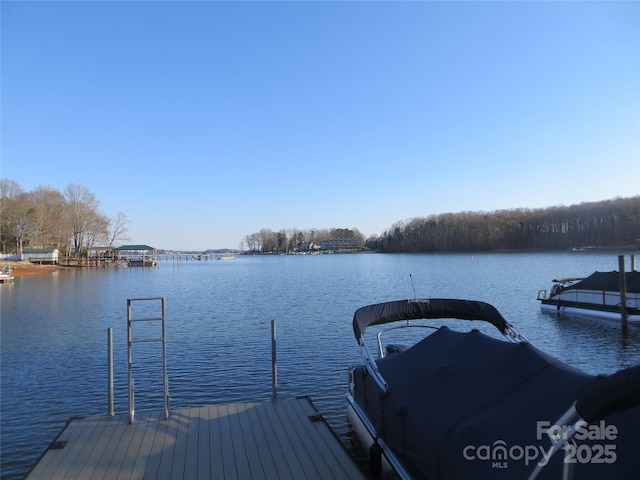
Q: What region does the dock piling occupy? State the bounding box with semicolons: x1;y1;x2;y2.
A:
619;255;628;332
272;320;277;399
107;327;114;416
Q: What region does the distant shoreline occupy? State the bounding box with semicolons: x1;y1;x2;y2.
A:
2;245;637;277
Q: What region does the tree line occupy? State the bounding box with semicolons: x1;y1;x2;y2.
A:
0;179;131;257
3;176;637;256
242;227;366;253
371;197;640;253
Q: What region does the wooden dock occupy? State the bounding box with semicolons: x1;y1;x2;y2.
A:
26;397;365;480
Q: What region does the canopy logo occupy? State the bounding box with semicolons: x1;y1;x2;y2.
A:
463;420;618;469
462;441;550;468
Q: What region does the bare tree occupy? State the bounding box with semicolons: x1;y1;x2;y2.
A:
84;210;110;250
107;212;131;247
0;179;24;199
29;186;70;250
0;179;25;252
243;232;260;252
2;193;37;254
64;183;102;255
0;180;38;253
259;228;278;252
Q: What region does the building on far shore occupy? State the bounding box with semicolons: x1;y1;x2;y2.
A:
21;248;60;264
320;238;359;251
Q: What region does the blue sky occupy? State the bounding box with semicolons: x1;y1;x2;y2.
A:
2;1;638;251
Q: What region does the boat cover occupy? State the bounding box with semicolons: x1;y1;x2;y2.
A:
562;271;640;294
351;327;640;479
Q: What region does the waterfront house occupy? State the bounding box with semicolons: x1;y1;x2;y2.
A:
320;238;359;251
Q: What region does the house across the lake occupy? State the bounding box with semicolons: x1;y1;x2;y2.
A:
320;238;359;251
21;248;60;264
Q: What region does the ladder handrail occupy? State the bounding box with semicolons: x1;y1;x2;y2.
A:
127;297;169;424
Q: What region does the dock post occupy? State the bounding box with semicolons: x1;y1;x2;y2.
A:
619;255;628;332
631;254;636;272
162;297;169;421
108;327;114;416
271;320;277;399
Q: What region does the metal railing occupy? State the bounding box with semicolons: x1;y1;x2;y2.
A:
127;297;169;423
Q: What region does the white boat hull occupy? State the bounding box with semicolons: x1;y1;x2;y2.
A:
537;270;640;325
539;302;640;324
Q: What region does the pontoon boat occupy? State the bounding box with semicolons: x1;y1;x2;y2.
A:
537;271;640;324
347;298;640;479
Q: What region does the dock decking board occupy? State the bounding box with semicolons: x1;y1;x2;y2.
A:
26;397;365;480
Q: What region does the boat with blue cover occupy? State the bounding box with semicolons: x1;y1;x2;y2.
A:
347;298;640;479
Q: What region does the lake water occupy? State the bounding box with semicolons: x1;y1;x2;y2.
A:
2;252;639;479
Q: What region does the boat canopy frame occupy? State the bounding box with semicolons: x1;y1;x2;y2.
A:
353;298;527;341
352;298;528;393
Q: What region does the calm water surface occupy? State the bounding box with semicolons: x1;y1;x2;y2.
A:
2;252;639;479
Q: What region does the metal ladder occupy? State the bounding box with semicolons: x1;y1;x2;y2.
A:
127;297;169;423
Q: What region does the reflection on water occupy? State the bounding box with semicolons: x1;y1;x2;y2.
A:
1;252;638;479
537;310;640;373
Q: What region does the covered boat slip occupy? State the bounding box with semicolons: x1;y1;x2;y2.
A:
26;397;365;480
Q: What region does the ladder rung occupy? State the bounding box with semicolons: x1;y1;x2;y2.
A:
130;338;164;344
129;317;163;323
